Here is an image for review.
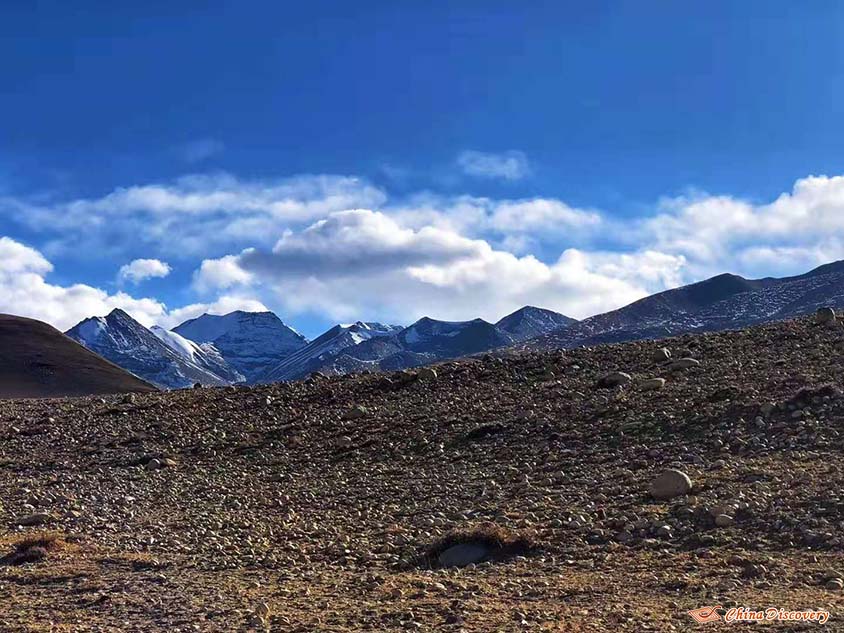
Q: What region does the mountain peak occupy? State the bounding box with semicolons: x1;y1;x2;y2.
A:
496;305;576;342
173;310;308;383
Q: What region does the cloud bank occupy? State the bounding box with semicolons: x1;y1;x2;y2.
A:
3;171;844;330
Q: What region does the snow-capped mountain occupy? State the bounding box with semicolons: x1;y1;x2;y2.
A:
66;309;241;389
266;316;523;380
259;321;402;382
531;260;844;350
496;306;577;342
173;311;307;383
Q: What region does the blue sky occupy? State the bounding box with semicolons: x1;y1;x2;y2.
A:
3;1;844;337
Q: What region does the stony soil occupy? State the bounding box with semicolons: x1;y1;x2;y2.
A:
2;315;844;631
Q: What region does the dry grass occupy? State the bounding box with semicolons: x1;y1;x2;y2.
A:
0;532;67;566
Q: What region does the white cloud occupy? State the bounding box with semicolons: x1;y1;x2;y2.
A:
457;150;531;181
118;258;172;284
196;210;681;322
643;175;844;278
0;237;167;330
0;237;263;331
489;199;601;233
389;194;601;242
193;255;254;293
3;173;387;257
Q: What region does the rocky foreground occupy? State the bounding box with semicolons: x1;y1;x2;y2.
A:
2;316;844;631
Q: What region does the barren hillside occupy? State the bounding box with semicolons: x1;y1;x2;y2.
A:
1;315;844;630
0;314;156;399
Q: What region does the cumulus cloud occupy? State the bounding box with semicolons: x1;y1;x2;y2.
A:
118;258;172;284
644;175;844;278
457;150;531;181
0;237;167;330
195;210;681;322
0;237;263;331
193;255;254;292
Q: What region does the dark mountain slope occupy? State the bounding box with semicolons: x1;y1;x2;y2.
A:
0;314;156;398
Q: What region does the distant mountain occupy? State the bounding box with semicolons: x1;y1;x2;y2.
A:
0;314;156;399
496;306;576;342
264;317;520;381
259;321;402;382
531;260;844;350
66;309;240;389
173;311;307;383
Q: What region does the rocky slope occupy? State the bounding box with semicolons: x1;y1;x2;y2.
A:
0;314;156;399
66;309;239;389
173;311;307;383
2;313;844;630
533;260;844;350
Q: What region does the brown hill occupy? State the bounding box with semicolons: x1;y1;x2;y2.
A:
0;313;843;630
0;314;156;398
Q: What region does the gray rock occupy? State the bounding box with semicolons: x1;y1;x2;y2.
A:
650;469;693;500
816;307;837;325
652;348;672;363
639;378;666;391
417;367;438;381
342;405;367;421
598;372;632;388
17;512;52;526
669;358;700;370
714;514;734;527
437;542;489;567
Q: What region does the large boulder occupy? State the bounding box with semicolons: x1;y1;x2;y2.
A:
650;469;693;500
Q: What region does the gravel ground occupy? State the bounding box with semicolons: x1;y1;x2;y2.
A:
2;315;844;631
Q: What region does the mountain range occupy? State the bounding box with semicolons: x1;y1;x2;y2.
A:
63;305;573;388
58;259;844;390
530;260;844;350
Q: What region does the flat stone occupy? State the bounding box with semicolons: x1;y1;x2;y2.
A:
639;378;666;391
669;358;700;370
437;542;490;568
16;512;52;526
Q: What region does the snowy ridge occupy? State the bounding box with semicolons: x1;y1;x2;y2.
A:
66;309;242;389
